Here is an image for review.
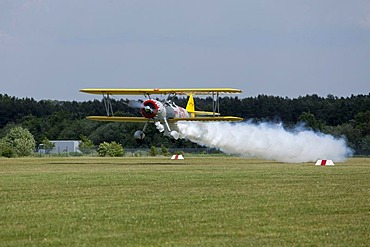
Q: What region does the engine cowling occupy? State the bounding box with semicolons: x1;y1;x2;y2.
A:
140;99;165;119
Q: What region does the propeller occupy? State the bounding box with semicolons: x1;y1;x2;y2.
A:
141;99;159;118
124;100;143;109
144;105;153;113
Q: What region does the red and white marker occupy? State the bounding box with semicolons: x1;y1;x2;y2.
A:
171;154;184;160
315;160;335;166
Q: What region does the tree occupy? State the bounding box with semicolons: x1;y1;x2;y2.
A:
79;135;95;154
40;138;55;154
358;135;370;155
0;126;36;157
299;112;325;131
1;93;370;154
354;111;370;136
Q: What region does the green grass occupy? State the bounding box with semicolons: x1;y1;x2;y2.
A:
0;157;369;246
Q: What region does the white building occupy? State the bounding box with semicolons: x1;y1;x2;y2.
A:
39;140;81;154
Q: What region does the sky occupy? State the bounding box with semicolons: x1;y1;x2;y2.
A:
1;0;369;101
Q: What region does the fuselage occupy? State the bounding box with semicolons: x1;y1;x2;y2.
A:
138;99;189;139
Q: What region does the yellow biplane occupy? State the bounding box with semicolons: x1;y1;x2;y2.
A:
80;88;243;139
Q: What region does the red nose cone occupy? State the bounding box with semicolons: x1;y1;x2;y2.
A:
141;99;159;118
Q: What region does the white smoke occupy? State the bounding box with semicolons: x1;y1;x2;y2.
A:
177;121;352;163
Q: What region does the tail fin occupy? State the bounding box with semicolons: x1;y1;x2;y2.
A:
186;94;195;117
186;94;220;117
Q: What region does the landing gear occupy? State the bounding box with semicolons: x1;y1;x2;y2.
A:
162;118;179;140
133;119;180;140
154;121;165;132
134;130;145;140
134;121;149;140
170;130;179;140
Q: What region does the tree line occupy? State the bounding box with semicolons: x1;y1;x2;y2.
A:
0;93;369;156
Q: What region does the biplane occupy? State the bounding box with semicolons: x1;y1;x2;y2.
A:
80;88;243;140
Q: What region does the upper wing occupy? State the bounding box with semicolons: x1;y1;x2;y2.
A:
80;88;242;95
86;116;243;122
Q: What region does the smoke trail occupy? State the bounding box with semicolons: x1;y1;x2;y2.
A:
177;121;352;163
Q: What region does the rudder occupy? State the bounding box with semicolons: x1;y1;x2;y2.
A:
186;94;195;117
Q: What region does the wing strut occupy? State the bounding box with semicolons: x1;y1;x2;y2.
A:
103;93;114;116
212;92;220;117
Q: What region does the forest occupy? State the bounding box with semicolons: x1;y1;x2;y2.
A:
0;93;369;155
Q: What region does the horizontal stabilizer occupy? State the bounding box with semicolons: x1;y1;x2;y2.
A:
187;110;221;116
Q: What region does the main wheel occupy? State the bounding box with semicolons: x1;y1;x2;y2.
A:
134;130;145;140
170;130;179;140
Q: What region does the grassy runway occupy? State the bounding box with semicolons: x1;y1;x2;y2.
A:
0;156;369;246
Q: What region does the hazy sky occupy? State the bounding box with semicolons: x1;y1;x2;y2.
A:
1;0;369;101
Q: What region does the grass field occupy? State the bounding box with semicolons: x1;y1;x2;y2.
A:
0;156;369;246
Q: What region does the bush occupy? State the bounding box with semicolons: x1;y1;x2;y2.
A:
161;145;170;156
0;141;16;158
0;126;36;157
79;135;95;154
98;141;124;157
149;146;158;156
69;152;84;157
